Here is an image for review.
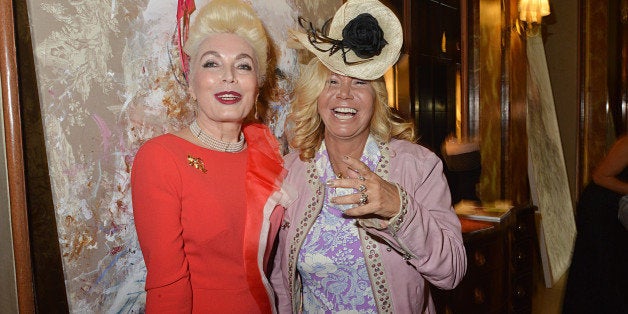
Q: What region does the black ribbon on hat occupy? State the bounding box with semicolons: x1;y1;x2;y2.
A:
298;13;388;65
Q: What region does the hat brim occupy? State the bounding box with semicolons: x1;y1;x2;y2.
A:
292;0;403;80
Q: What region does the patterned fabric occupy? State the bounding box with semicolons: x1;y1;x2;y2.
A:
296;137;381;313
273;137;467;314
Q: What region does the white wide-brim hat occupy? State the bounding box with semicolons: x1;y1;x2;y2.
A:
291;0;403;80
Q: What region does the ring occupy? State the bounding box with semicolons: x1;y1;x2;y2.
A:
358;184;367;192
358;192;369;205
358;175;366;181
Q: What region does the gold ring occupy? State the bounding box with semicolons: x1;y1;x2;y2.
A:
358;175;366;181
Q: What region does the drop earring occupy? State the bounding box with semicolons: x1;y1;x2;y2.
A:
254;95;259;120
190;95;198;116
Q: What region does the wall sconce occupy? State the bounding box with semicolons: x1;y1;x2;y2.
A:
516;0;550;36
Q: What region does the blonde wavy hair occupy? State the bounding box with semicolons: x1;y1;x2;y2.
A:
287;58;416;161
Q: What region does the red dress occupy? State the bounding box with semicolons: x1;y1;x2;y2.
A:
132;123;285;313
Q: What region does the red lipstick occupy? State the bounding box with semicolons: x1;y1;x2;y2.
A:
214;91;242;105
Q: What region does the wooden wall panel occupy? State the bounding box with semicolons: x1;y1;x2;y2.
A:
579;0;610;190
0;0;35;312
506;0;529;204
474;0;529;204
477;0;504;201
14;0;69;310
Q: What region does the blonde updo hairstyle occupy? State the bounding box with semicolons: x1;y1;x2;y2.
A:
288;58;416;161
184;0;269;83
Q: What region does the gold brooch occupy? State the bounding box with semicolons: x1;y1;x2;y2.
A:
187;155;207;173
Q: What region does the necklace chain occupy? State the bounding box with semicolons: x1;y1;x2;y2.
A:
189;120;245;153
330;160;344;179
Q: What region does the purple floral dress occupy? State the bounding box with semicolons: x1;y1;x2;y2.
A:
296;137;381;313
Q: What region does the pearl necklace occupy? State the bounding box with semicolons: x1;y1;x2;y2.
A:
189;120;245;153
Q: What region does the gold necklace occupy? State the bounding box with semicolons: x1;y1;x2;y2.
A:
189;120;245;153
330;161;344;179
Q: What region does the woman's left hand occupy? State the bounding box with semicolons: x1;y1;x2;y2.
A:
328;155;401;219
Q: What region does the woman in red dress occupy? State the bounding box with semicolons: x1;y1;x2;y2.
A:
131;0;287;312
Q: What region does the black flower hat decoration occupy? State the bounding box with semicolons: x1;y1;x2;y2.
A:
291;0;402;80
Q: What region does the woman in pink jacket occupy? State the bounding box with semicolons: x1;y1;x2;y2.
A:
270;0;467;312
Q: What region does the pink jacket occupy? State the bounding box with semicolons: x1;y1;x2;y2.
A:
270;139;467;313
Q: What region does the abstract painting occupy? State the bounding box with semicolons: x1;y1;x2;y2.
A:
25;0;341;312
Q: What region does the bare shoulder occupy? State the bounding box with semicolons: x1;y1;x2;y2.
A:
608;134;628;159
615;134;628;150
595;134;628;177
